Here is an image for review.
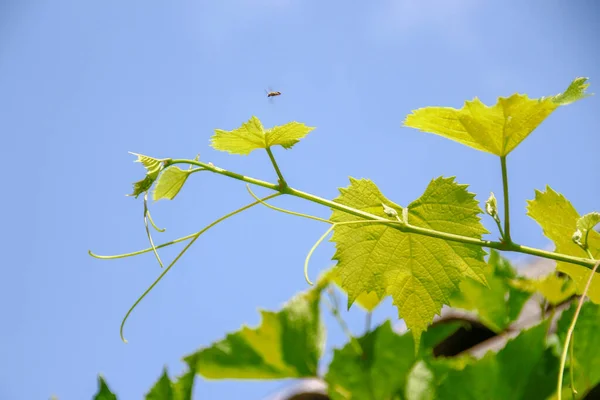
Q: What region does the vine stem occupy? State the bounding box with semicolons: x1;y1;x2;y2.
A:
557;256;600;400
166;158;598;271
500;156;512;243
266;147;287;188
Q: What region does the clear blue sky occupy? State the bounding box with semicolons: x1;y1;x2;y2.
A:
1;1;599;399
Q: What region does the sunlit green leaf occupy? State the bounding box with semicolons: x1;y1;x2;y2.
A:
330;177;488;345
93;376;118;400
403;78;591;156
185;275;331;379
210;116;315;155
450;250;532;332
325;321;415;400
555;302;600;400
510;273;576;306
152;166;191;201
326;321;464;400
527;187;600;302
407;322;558;400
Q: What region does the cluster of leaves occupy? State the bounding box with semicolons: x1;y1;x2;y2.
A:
88;77;600;399
92;253;600;399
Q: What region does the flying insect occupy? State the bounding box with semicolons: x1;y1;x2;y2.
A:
266;89;281;98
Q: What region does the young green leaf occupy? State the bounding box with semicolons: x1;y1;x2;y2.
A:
210;116;315;155
555;302;600;399
527;187;600;302
130;175;157;198
93;376;118;400
403;78;591;156
450;250;531;332
152;166;191;201
128;153;167;198
330;177;489;345
576;211;600;248
409;322;558;400
485;192;499;221
546;76;593;105
185;275;330;379
325;321;416;400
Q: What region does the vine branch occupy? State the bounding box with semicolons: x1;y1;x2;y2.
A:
166;158;597;271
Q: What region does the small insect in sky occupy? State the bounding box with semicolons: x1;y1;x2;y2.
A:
266;89;281;98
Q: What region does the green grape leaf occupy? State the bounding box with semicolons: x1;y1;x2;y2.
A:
527;187;600;302
93;376;118;400
406;358;471;400
210;116;315;155
185;275;330;379
127;152;167;198
409;322;558;400
325;321;416;400
403;77;591;156
145;364;196;400
450;250;532;332
326;321;464;400
510;273;576;305
555;302;600;399
576;211;600;248
152;166;191;201
330;177;489;345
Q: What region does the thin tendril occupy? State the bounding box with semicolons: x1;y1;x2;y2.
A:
89;232;197;259
569;331;577;398
147;210;165;232
119;192;281;343
144;193;165;269
557;255;600;400
304;225;335;285
246;184;331;224
304;219;406;285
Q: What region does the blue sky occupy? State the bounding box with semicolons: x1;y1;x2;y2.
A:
1;1;599;399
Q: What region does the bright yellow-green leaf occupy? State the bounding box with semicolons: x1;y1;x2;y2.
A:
153;166;191;201
210;116;315;155
526;187;600;302
450;250;531;332
509;273;576;306
186;275;330;379
330;177;489;345
403;78;591;156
